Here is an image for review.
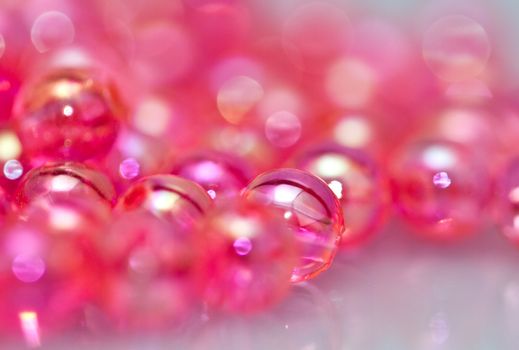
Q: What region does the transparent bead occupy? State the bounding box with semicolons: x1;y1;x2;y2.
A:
14;162;116;210
13;68;123;161
116;175;213;229
295;143;388;246
195;199;297;313
172;151;252;200
0;196;110;343
390;139;491;239
242;168;344;282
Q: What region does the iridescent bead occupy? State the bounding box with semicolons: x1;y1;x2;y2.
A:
242;168;344;282
172;151;252;200
195;199;297;313
116;175;213;228
294;143;388;246
0;196;110;343
14;162;116;210
12;68;123;161
390;139;491;239
497;158;519;244
98;210;201;330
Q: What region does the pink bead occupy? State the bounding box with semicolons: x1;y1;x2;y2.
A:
12;68;123;161
98;210;201;330
172;151;252;200
195;199;297;313
0;196;110;342
497;158;519;244
14;162;116;210
390;139;492;239
242;168;344;282
116;175;213;228
295;143;388;246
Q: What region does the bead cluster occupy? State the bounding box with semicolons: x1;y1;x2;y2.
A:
0;0;517;346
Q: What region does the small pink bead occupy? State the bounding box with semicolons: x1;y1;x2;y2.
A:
0;196;110;342
12;68;123;161
116;175;213;228
242;168;344;282
295;143;388;246
497;158;519;244
195;199;297;313
14;162;116;210
172;151;252;200
390;139;492;239
98;210;201;330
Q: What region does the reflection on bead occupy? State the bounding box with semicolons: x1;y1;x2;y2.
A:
172;151;252;200
14;162;116;210
13;68;123;161
242;168;344;282
195;199;297;313
390;139;491;239
116;175;213;228
295;143;387;246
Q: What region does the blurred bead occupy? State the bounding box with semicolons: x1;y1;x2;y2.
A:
172;151;252;200
98;210;200;330
295;143;388;246
116;175;213;228
13;68;123;161
390;139;491;239
195;199;297;313
497;158;519;244
0;196;109;342
14;162;116;210
242;168;344;282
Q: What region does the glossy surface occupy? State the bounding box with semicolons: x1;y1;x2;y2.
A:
242;168;344;282
14;162;116;210
116;175;213;227
497;158;519;245
13;68;123;161
295;144;388;246
195;199;297;313
390;139;491;239
0;196;110;342
172;151;252;200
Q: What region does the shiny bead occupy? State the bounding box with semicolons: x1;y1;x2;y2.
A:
242;168;344;282
0;196;110;342
295;143;388;246
390;139;491;239
497;158;519;244
98;210;201;330
14;162;116;210
195;199;297;313
13;68;123;161
172;151;252;200
116;175;213;228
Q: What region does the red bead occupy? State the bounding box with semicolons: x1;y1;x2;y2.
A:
195;199;297;313
242;168;344;282
390;139;492;239
14;162;116;210
0;196;110;343
497;158;519;245
172;151;252;200
12;68;123;161
295;143;388;246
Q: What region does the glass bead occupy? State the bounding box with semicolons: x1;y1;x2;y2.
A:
98;210;201;330
0;196;110;342
497;158;519;244
242;168;344;282
12;68;123;161
116;175;213;228
172;151;252;200
389;139;492;239
295;143;388;246
195;199;297;313
14;162;116;210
